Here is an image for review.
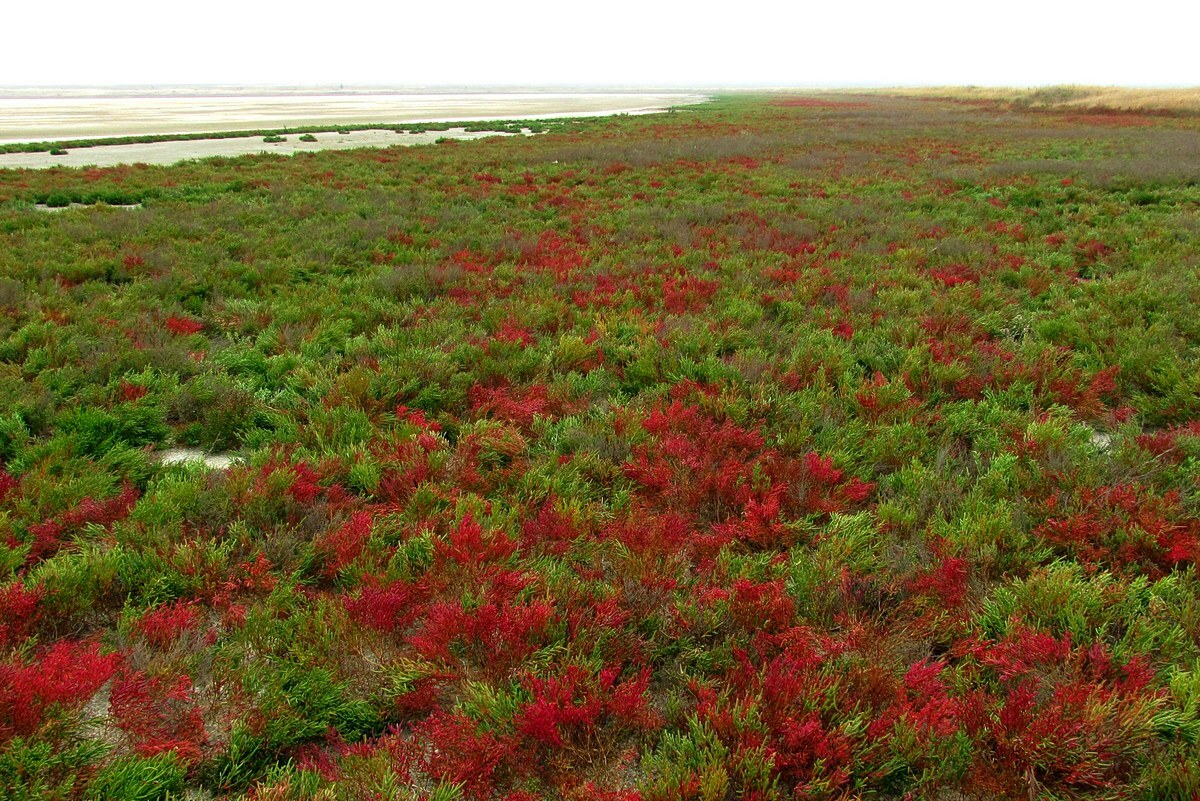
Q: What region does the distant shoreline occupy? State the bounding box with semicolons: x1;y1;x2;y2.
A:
0;85;715;97
0;91;708;145
0;95;709;169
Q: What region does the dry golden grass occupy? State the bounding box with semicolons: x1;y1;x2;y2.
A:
854;85;1200;113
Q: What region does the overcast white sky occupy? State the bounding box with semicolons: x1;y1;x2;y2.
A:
6;0;1198;88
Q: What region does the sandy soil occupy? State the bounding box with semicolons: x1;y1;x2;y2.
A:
156;448;240;469
0;91;707;142
0;127;525;169
34;202;141;211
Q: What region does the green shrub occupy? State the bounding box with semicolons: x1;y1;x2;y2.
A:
85;754;185;801
57;404;168;458
0;738;109;801
0;412;30;462
169;374;256;451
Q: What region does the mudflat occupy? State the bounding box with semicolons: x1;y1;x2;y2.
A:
0;127;529;169
0;89;707;143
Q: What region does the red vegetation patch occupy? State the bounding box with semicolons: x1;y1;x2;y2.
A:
0;581;42;648
134;601;202;647
315;510;374;576
469;383;553;431
0;467;17;505
516;664;658;748
0;641;119;742
110;670;209;764
20;482;140;565
164;315;205;335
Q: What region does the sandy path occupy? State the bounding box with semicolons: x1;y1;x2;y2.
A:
0;127;528;169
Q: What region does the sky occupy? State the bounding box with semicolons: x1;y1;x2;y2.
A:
6;0;1199;88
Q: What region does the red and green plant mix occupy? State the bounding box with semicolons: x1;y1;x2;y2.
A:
1;95;1200;799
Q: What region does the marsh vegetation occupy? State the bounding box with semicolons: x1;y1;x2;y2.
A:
1;93;1200;800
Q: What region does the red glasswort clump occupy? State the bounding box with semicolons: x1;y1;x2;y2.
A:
0;581;42;648
408;572;554;679
23;482;140;565
164;316;205;335
286;461;324;504
134;600;201;647
345;578;429;633
118;379;150;402
435;513;518;566
910;556;970;607
515;664;657;748
469;383;553;431
0;466;17;504
315;510;373;576
381;711;519;800
0;640;119;742
110;669;208;764
519;495;580;556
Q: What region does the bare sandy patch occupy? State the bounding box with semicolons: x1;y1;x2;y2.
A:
156;448;240;470
34;201;142;212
